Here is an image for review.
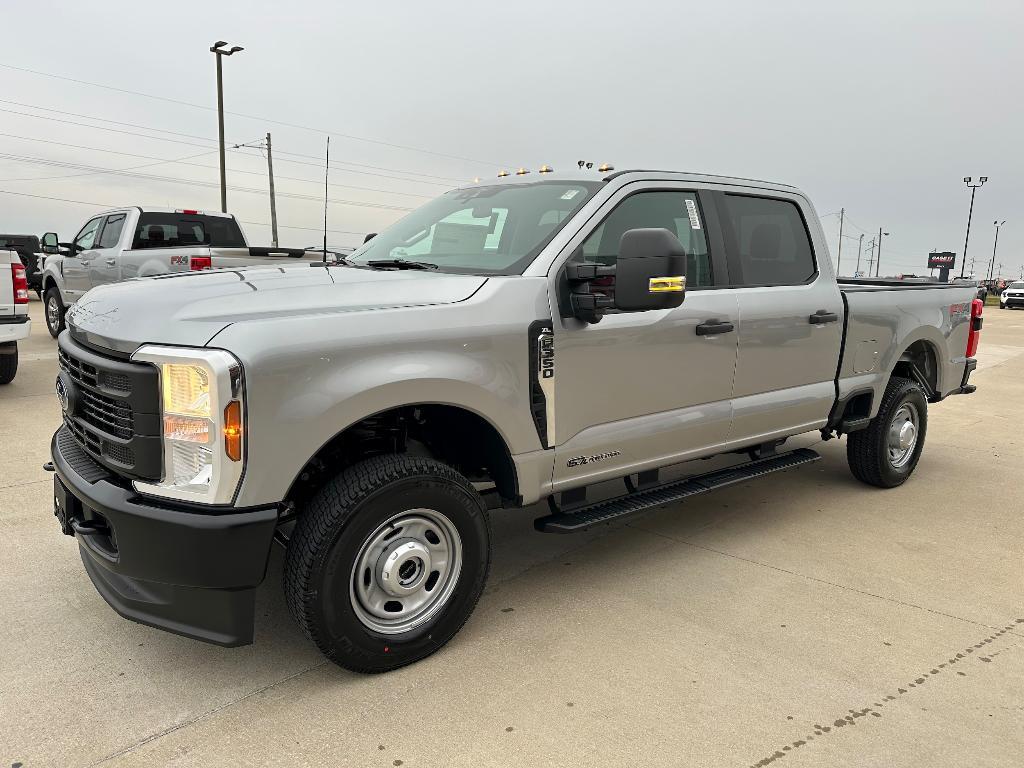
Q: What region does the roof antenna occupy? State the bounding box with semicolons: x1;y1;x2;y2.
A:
322;135;330;263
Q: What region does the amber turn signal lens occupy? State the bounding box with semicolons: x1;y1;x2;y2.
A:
223;401;242;461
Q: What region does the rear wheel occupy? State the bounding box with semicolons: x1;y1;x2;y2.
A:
284;454;491;673
44;287;66;338
0;343;17;384
847;377;927;488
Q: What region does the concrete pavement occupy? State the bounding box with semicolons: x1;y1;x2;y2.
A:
2;299;1022;767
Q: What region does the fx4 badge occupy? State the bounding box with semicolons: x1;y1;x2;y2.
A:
567;450;621;468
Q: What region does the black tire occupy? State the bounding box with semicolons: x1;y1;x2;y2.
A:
284;454;491;673
0;343;17;385
44;287;66;338
847;377;927;488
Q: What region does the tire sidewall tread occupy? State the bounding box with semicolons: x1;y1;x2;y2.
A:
847;376;928;488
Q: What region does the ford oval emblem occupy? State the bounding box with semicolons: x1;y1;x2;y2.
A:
55;374;69;414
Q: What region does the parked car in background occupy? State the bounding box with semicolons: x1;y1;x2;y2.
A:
1000;281;1024;309
48;169;982;672
40;207;335;337
0;234;47;296
0;248;31;384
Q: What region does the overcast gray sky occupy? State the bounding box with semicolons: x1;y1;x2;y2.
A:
1;0;1021;278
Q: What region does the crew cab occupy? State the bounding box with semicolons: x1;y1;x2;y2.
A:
0;248;31;384
39;207;328;337
47;169;981;673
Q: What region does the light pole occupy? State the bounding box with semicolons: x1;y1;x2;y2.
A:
211;41;244;213
875;228;889;277
854;233;864;276
960;176;988;278
987;220;1006;281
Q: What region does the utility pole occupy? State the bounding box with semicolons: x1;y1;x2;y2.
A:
265;132;279;247
875;228;889;277
960;176;988;278
866;237;877;277
210;41;244;213
836;208;845;276
854;233;865;276
987;220;1005;281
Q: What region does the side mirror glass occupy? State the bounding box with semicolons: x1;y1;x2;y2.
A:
41;232;59;254
613;228;687;312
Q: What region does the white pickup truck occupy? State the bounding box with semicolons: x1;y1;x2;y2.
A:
39;207;329;337
0;248;31;384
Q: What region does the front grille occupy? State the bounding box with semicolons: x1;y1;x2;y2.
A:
57;334;161;480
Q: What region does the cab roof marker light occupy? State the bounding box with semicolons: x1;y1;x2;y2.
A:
515;167;530;176
598;163;614;172
497;170;510;178
538;165;553;173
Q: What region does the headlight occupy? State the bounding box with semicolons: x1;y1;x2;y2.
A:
130;345;245;505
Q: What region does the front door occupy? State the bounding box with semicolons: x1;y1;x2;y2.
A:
718;191;844;443
88;213;127;290
548;184;739;490
62;216;104;300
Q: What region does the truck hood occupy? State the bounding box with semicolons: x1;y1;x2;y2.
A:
67;264;488;355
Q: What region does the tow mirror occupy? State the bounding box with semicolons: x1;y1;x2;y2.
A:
41;232;59;254
565;227;687;323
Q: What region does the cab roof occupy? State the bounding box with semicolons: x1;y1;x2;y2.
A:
459;168;800;195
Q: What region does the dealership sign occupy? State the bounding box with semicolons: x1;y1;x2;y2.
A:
928;251;956;269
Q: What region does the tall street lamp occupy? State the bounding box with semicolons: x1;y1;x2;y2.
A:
875;228;889;277
960;176;988;278
211;41;244;213
988;220;1006;281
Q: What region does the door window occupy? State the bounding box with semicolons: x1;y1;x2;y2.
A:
722;195;816;285
97;214;126;249
74;217;104;250
577;191;712;288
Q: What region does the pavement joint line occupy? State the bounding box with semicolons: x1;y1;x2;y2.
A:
0;477;51;491
86;660;329;766
627;524;1024;638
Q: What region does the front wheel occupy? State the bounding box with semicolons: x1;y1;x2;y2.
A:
847;377;928;488
44;287;66;338
284;454;491;673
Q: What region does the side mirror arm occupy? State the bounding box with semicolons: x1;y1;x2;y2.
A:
566;261;616;324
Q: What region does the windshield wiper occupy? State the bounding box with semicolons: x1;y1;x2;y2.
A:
365;259;439;271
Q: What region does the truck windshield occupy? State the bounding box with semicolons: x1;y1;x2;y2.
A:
348;180;602;275
132;213;246;249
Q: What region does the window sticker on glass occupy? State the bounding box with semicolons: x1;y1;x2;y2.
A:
685;199;702;230
561;189;580;200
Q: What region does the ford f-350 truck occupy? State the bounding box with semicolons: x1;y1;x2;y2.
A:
39;207;329;337
47;169;981;672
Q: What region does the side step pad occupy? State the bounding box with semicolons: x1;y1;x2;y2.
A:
534;448;820;534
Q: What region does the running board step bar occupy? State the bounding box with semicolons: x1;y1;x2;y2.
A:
534;448;820;534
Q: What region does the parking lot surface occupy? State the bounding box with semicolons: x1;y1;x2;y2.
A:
2;299;1022;767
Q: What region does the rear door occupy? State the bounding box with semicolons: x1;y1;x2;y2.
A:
88;213;127;289
719;192;844;443
62;216;104;299
548;182;739;490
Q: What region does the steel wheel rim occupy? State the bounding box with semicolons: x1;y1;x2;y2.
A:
349;508;462;635
886;402;919;468
47;297;60;330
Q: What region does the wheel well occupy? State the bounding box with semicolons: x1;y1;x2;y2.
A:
892;340;939;398
285;404;518;509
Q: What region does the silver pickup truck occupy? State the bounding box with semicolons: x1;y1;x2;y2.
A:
39;207;326;337
47;169;981;672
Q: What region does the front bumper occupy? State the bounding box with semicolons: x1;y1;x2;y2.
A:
1003;295;1024;306
51;426;279;646
0;315;30;343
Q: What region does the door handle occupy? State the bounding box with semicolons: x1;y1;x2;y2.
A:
105;258;116;266
809;310;839;324
696;319;735;336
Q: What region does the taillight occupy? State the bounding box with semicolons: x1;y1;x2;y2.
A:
11;263;28;304
190;256;212;271
966;298;983;357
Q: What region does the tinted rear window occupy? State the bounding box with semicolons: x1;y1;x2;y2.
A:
722;194;816;286
132;213;245;249
0;235;40;254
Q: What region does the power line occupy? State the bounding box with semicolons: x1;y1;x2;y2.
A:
0;152;414;212
0;102;464;184
0;62;508;168
0;134;434;198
